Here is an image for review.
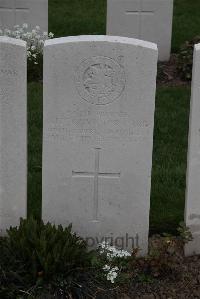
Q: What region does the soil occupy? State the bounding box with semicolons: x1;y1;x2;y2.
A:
157;54;190;87
125;255;200;298
94;237;200;299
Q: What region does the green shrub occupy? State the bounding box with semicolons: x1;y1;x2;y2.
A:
8;218;92;278
177;35;200;81
0;217;93;298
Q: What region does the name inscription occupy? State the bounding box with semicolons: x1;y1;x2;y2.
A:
0;68;18;77
46;110;150;144
0;68;18;104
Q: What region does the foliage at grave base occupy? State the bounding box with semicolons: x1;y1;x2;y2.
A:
134;222;193;280
0;217;94;298
9;218;92;277
177;35;200;81
0;219;193;298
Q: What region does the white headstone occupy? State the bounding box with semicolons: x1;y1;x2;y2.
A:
0;37;27;232
185;43;200;256
42;35;157;255
107;0;173;61
0;0;48;32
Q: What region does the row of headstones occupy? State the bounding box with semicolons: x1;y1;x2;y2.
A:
0;34;198;256
0;0;173;61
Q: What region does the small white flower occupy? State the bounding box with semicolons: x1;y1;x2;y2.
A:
48;32;54;38
102;264;110;271
99;242;131;260
112;266;119;271
4;29;11;35
1;24;54;63
22;23;28;29
27;51;31;57
19;27;24;33
106;267;119;283
31;45;36;51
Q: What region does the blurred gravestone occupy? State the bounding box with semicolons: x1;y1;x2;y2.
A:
107;0;173;61
0;0;48;32
185;44;200;256
0;36;27;232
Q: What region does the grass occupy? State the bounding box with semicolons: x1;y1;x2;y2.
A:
49;0;106;37
172;0;200;52
150;86;190;234
49;0;200;53
27;83;191;233
28;0;197;231
28;83;43;218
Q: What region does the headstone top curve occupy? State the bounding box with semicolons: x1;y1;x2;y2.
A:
0;36;26;47
44;35;158;50
106;0;173;61
194;43;200;51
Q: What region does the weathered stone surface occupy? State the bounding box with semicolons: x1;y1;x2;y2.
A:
185;44;200;256
0;0;48;32
0;36;27;232
42;35;157;255
107;0;173;61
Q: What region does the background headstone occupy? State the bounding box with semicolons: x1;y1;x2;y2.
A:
42;35;157;255
185;43;200;256
0;36;27;232
0;0;48;32
107;0;173;61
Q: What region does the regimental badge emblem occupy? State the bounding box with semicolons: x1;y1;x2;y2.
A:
75;56;125;105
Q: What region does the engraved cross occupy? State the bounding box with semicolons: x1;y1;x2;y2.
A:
72;148;120;221
126;0;154;38
0;0;29;26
